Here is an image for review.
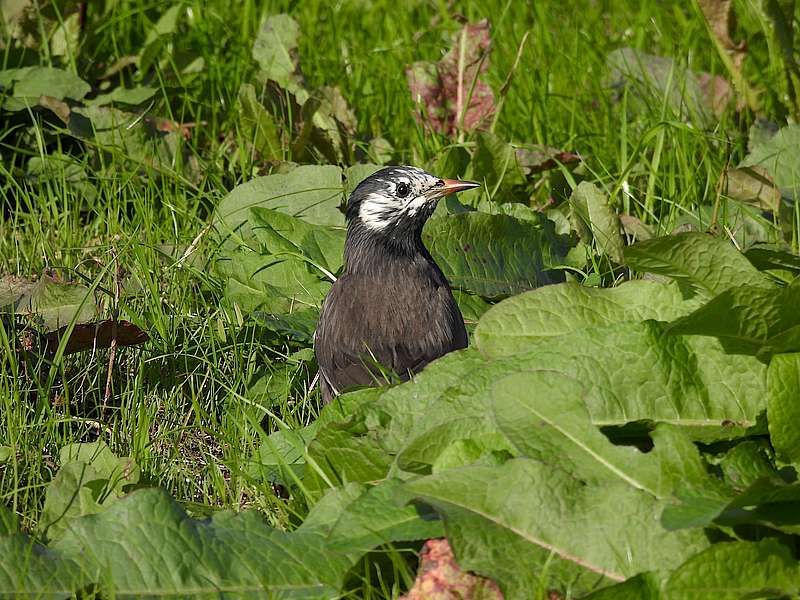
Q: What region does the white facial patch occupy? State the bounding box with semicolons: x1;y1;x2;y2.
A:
402;195;429;216
356;167;440;231
359;191;399;231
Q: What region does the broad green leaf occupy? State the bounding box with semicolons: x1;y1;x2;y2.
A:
310;314;766;494
495;321;766;438
0;532;87;599
444;507;613;598
214;165;344;243
741;123;800;200
248;387;381;484
352;348;509;462
249;423;318;484
664;469;800;534
51;488;353;598
0;274;97;330
69;105;182;172
236;83;282;160
745;244;800;273
453;289;491;324
308;86;357;163
26;153;97;202
0;275;35;308
299;348;516;483
0;446;12;466
668;198;783;251
430;146;471;182
299;479;442;554
423;212;565;298
660;488;733;531
475;280;697;356
580;573;662;600
477;195;546;222
40;463;110;539
607;48;713;127
398;422;513;474
324;479;442;553
218;247;331;314
252;13;305;97
41;442;140;541
298;482;364;532
716;441;777;491
239;364;301;420
252;308;319;342
470;131;526;196
305;414;394;492
666;540;800;599
668;280;800;358
138;5;182;73
767;352;800;465
491;371;716;499
88;85;158;106
624;232;770;298
748;118;780;152
403;458;707;584
26;276;97;330
430;432;511;472
343;163;382;198
569;182;624;263
716;477;800;533
0;66;90;111
367;136;394;165
250;206;345;274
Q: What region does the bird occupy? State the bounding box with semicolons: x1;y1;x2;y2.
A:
314;166;480;403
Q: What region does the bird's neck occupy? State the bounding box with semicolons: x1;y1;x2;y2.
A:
344;221;432;275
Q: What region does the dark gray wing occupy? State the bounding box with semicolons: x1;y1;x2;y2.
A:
314;270;467;403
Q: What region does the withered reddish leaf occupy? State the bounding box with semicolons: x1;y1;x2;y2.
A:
697;0;746;72
515;145;581;175
43;319;149;355
407;61;448;132
406;20;496;136
399;538;503;600
697;72;735;117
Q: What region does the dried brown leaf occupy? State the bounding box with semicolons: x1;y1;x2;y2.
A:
722;166;782;213
43;319;149;355
38;95;71;124
620;214;654;242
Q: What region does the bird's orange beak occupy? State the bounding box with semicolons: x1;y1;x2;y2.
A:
439;179;480;196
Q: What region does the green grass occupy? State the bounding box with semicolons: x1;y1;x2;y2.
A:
0;0;796;596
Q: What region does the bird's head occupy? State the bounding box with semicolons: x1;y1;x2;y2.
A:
346;166;479;237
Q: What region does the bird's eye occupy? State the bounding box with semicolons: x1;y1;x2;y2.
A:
396;182;410;198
